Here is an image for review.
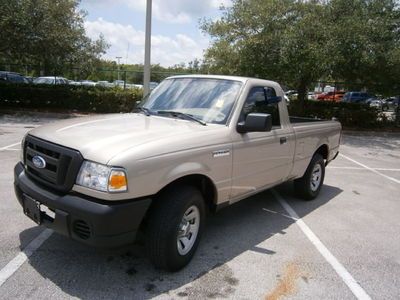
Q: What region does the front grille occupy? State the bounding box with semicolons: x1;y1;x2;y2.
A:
73;220;91;240
24;135;83;193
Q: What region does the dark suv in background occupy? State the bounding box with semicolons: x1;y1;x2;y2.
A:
0;71;30;84
342;92;373;103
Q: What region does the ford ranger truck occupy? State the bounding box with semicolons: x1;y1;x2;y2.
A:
14;75;341;271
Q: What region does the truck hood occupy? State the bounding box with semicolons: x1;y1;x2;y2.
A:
28;113;227;164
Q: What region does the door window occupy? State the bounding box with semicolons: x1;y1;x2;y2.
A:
240;87;281;128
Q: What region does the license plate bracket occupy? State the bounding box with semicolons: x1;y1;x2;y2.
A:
23;195;42;225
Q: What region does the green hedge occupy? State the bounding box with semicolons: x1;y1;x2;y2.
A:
288;100;395;129
0;83;142;113
0;83;397;129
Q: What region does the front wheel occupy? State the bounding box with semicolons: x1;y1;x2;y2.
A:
145;185;205;271
294;154;325;200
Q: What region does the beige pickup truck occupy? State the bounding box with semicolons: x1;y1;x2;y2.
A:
14;75;341;271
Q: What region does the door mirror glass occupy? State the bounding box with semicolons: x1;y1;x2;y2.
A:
237;113;272;133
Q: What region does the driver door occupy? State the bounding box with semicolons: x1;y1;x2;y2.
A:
230;86;294;201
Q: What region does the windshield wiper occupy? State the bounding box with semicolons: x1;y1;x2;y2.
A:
135;106;152;116
157;110;207;126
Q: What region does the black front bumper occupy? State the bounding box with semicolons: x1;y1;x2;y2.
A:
14;162;152;248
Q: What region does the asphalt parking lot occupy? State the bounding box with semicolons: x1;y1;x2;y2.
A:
0;114;399;300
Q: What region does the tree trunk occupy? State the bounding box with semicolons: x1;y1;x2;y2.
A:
297;81;308;115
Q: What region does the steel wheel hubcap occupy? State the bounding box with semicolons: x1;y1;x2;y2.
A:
310;164;322;192
177;205;200;256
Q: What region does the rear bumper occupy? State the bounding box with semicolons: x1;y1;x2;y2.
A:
14;162;151;248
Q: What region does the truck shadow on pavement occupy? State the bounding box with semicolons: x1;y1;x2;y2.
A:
19;183;342;299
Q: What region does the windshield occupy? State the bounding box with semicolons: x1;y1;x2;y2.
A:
141;78;243;125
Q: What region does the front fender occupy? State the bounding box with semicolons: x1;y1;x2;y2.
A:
161;162;212;187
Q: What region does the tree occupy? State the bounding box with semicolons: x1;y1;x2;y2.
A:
201;0;330;104
201;0;400;102
327;0;400;95
0;0;108;75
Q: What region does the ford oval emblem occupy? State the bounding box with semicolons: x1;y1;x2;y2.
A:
32;155;46;169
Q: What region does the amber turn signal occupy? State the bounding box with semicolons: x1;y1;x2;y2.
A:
108;170;127;192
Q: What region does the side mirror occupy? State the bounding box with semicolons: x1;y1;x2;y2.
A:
237;113;272;133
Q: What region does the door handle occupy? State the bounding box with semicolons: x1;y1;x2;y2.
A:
280;137;287;144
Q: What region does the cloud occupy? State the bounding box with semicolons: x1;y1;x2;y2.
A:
84;0;231;24
85;18;209;66
131;0;232;24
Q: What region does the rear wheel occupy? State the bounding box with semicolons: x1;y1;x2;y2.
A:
294;154;325;200
145;185;205;271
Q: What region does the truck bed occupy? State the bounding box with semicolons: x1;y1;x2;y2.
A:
289;116;338;128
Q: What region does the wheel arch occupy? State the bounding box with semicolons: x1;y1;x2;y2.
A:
315;144;329;160
155;174;218;212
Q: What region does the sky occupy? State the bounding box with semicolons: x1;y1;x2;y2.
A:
80;0;231;67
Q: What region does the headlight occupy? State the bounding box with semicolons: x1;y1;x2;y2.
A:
76;161;128;193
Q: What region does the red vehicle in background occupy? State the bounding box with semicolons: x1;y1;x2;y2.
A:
317;91;345;102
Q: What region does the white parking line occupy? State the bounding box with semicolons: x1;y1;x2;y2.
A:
329;166;400;172
0;229;53;287
0;142;20;151
272;190;371;300
340;153;400;184
262;208;297;220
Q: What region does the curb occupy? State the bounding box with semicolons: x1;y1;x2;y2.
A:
0;109;97;119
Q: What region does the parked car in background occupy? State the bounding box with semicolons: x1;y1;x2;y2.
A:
149;81;159;90
0;71;30;84
25;76;35;84
285;90;298;101
342;92;373;103
96;81;113;88
68;80;81;86
113;80;125;87
368;99;389;111
386;97;400;111
317;91;345;102
79;80;96;87
285;90;297;96
112;80;144;89
33;76;69;85
307;92;316;100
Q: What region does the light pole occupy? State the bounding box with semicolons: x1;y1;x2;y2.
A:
116;56;122;81
143;0;152;97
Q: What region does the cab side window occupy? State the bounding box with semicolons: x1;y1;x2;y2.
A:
240;86;281;128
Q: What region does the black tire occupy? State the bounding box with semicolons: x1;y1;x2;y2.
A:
145;185;205;271
294;153;325;200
